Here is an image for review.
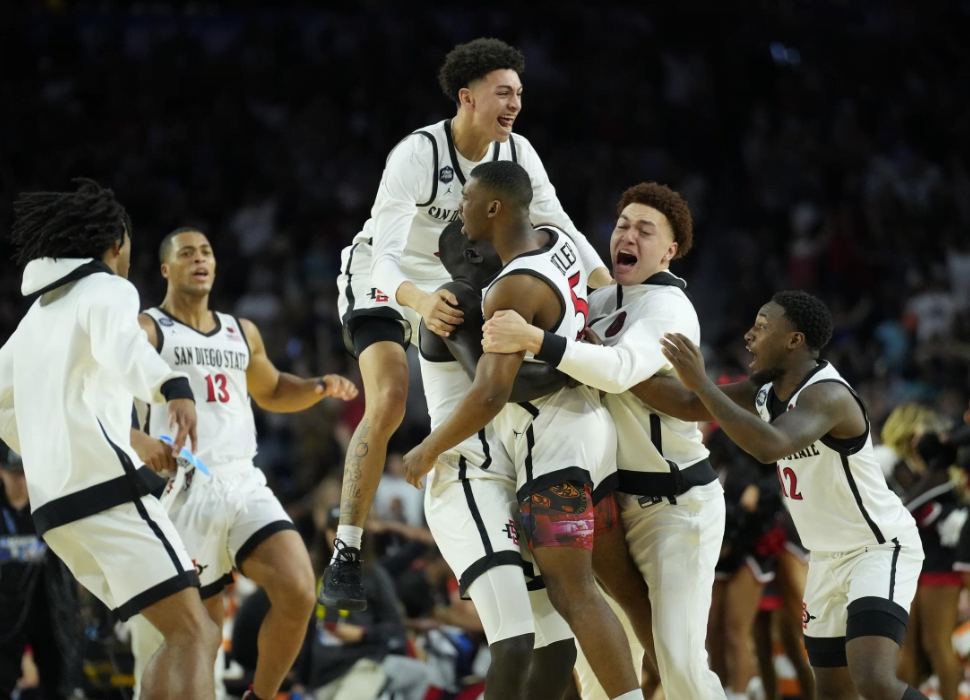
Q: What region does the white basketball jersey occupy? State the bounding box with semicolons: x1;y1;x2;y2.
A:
353;119;520;282
483;227;617;498
144;308;257;468
755;361;915;553
418;345;515;492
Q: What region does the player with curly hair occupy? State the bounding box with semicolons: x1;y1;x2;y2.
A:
0;179;221;700
324;38;611;610
480;182;726;699
635;291;927;700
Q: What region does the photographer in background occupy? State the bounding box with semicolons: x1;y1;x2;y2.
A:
0;442;78;700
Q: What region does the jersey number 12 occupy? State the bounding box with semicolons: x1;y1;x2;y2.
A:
777;465;803;500
206;374;230;403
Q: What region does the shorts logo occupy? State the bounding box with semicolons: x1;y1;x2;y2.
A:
193;560;208;577
158;317;174;327
605;312;627;338
756;387;768;408
503;520;519;545
439;165;455;184
367;288;390;303
802;602;816;629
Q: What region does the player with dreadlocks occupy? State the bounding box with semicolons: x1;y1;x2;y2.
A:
0;179;221;700
636;291;926;700
324;37;611;610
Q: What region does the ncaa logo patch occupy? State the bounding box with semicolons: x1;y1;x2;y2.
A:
158;317;174;327
756;387;768;408
439;165;455;184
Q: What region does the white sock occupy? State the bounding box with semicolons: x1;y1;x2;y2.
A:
330;525;363;563
611;691;644;700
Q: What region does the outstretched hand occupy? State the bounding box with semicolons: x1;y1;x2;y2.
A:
659;333;709;392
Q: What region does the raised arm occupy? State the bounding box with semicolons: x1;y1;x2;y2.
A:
404;275;553;487
629;374;758;422
242;319;357;412
660;333;863;463
519;138;611;288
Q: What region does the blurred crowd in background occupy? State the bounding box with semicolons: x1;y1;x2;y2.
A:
2;1;970;699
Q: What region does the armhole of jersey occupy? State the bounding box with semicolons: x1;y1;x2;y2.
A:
491;269;567;335
413;131;438;208
144;310;164;354
231;315;252;355
510;134;518;163
491;141;501;160
808;378;871;455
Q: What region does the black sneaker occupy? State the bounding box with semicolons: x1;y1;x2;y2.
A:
318;538;367;611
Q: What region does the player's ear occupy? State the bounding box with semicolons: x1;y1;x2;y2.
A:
788;331;805;350
464;248;484;264
488;200;501;218
458;87;474;110
160;263;170;280
663;241;679;263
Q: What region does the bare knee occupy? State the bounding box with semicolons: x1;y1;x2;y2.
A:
850;663;901;700
143;588;221;652
265;568;317;621
363;380;407;432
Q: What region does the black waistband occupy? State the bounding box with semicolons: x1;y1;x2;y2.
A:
616;459;718;498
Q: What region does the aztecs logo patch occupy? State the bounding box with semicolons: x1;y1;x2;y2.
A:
605;312;627;338
802;602;816;629
532;482;589;514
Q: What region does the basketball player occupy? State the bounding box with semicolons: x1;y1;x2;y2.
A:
481;182;726;700
0;180;220;700
129;228;358;700
403;161;643;700
642;291;926;700
325;37;611;611
419;220;576;699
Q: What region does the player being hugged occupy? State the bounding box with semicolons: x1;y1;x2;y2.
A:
324;38;611;611
128;227;357;700
404;162;645;700
640;291;926;700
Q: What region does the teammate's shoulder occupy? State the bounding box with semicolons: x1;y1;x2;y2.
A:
84;271;137;300
438;280;481;311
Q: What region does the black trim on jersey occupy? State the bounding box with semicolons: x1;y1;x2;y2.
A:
26;259;113;301
616;459;718;499
846;596;909;645
340;241;362;327
444;119;501;187
616;284;623;308
509;134;518;163
230;315;251;355
478;430;493;470
640;270;688;290
523;424;537;497
114;569;200;622
526;577;545;591
460;456;492;556
100;423;186;576
811;379;871;455
235;520;298;572
767;361;831;420
889;537;901;601
497;270;566;334
804;636;847;668
518;401;540;418
156;308;222;338
385;131;438;207
516;467;593;505
199;572;236;600
31;424;163;538
841;453;885;544
145;312;164;353
649;414;663;454
458;551;523;599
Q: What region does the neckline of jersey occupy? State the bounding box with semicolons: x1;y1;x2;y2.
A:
156;307;223;338
768;360;829;411
444;119;501;186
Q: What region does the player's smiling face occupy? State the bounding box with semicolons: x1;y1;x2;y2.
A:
163;231;216;297
467;69;522;143
610;203;678;285
745;302;792;383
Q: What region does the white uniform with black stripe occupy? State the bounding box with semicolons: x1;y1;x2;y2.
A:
755;362;922;658
141;308;295;596
419;327;572;647
336;119;606;356
483;227;618;504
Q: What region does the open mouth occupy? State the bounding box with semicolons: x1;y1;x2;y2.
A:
747;347;758;368
614;251;638;274
192;269;210;282
497;115;515;131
